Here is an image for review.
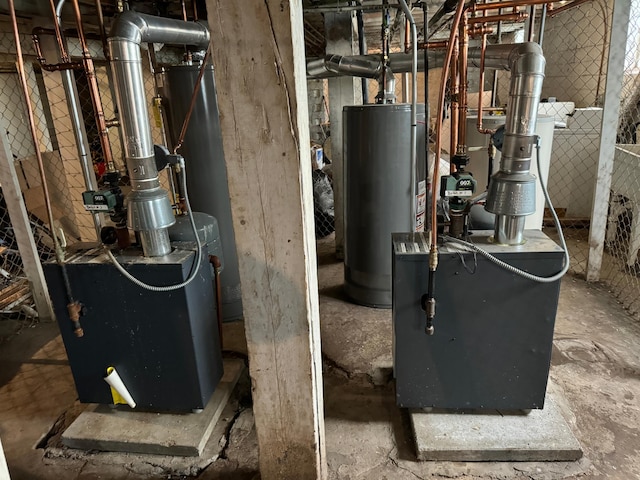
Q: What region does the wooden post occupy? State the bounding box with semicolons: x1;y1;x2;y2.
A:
0;127;54;322
586;0;631;281
206;1;326;479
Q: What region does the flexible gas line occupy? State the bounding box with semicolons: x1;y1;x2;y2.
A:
442;136;570;283
106;156;203;291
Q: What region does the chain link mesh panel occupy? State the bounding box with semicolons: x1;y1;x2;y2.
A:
534;1;611;277
599;0;640;318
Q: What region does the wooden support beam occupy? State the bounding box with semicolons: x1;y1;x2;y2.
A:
206;1;327;479
0;128;54;322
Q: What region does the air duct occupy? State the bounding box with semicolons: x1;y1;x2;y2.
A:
108;12;210;256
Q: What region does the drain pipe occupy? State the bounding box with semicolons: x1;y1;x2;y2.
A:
108;12;209;257
468;42;546;245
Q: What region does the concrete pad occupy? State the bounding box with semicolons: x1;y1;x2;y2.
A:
411;387;583;462
61;358;244;457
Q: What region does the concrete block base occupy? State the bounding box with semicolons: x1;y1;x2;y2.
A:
62;358;244;457
410;387;583;462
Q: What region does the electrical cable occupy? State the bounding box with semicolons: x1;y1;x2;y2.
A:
442;136;570;283
106;157;203;291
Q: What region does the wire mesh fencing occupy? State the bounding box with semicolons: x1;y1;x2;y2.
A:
598;0;640;319
524;0;611;277
0;27;54;334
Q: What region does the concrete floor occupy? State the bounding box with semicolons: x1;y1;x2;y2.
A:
0;235;639;479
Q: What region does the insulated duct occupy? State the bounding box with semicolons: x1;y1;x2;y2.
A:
306;51;446;79
108;12;210;256
469;42;546;245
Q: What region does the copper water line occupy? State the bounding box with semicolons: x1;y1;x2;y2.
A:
70;0;115;172
417;40;449;50
467;12;528;23
432;0;467;247
8;0;61;260
192;0;199;21
181;0;189;21
94;0;110;61
48;0;69;62
31;36;83;71
456;14;469;154
475;0;551;11
173;47;212;155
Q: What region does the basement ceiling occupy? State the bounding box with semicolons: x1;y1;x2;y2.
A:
0;0;526;59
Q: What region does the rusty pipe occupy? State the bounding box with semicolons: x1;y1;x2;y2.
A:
70;0;116;172
181;0;189;21
174;48;212;155
467;11;528;23
209;255;224;347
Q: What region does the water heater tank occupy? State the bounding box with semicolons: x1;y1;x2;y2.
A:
343;104;426;308
162;65;243;322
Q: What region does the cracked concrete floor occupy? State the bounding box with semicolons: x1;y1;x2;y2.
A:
0;236;639;479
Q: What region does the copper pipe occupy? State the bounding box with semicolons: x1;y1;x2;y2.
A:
48;0;70;62
404;18;411;52
467;12;528;23
192;0;199;21
476;33;496;134
174;47;212;155
476;0;551;11
31;29;85;71
94;0;110;61
457;14;469;154
468;25;495;36
209;255;224;347
432;0;467;247
70;0;115;172
417;40;449;50
181;0;189;21
8;0;62;260
548;0;591;16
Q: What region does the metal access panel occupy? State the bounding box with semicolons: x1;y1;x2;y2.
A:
392;230;563;410
44;243;223;412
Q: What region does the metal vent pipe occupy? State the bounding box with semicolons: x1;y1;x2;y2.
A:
469;42;546;245
108;12;210;256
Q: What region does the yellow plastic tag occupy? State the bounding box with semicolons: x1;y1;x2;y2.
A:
106;366;127;405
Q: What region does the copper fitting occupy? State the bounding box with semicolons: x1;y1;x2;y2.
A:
417;40;449;50
67;302;84;337
468;25;494;37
